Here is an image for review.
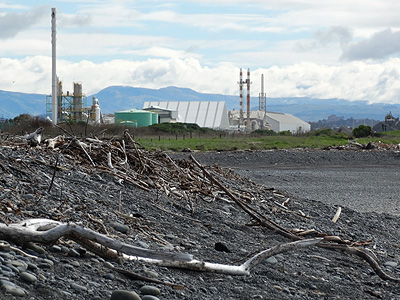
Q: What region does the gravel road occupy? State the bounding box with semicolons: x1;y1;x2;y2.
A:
186;149;400;216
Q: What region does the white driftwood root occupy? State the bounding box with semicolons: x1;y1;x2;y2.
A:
0;219;191;262
0;219;322;275
128;238;323;275
332;207;342;223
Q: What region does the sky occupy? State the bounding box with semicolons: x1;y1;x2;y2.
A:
1;0;400;104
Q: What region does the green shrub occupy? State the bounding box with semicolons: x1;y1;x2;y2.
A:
352;125;373;138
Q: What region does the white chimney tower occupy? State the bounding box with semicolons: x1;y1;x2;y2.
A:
51;8;57;124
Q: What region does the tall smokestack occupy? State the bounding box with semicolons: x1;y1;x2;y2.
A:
51;8;57;124
259;74;266;112
238;68;243;126
246;68;250;129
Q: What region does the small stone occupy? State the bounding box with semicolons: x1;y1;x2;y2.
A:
22;194;34;200
70;282;87;292
20;272;37;283
1;265;12;273
273;285;283;291
27;263;38;271
70;261;81;267
143;270;159;278
134;241;149;249
309;284;318;290
36;258;54;266
140;285;160;296
384;261;398;268
0;279;25;296
113;222;129;234
142;296;160;300
104;262;114;269
91;258;100;264
9;287;26;297
49;245;62;253
110;290;141;300
104;273;115;280
25;242;46;254
10;260;27;269
265;256;278;264
60;246;69;254
68;249;81;258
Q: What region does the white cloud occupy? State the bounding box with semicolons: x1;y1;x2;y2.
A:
1;56;400;104
0;6;47;39
341;28;400;61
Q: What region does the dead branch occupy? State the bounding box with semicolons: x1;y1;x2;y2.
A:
189;155;400;282
0;219;322;276
0;219;192;262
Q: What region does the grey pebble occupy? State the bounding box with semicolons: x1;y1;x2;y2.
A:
70;282;87;292
27;262;38;271
104;273;115;280
384;261;398;268
20;271;37;283
60;246;69;254
104;261;114;269
68;249;81;258
26;242;46;254
22;194;34;200
0;279;25;296
134;241;149;249
113;222;129;234
110;290;141;300
140;285;160;296
142;296;160;300
143;270;158;278
70;261;81;267
265;256;278;264
49;245;62;253
11;260;28;270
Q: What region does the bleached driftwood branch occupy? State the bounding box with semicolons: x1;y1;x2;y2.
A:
0;219;191;262
0;219;322;276
23;127;43;146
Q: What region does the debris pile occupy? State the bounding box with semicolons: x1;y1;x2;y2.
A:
0;129;399;299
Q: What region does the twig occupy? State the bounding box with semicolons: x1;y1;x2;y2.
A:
47;155;60;193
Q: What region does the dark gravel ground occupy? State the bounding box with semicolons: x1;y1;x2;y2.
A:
184;149;400;215
0;146;399;300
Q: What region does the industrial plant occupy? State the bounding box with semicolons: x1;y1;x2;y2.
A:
46;8;102;125
46;8;309;133
140;68;310;133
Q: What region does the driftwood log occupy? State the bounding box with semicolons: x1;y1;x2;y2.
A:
0;219;322;276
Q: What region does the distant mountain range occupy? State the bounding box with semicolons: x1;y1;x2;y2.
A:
0;85;399;122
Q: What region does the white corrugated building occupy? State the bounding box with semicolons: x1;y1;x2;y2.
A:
229;110;310;133
143;101;230;130
265;111;310;133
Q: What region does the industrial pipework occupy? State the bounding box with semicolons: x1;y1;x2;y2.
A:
246;68;251;129
238;68;244;126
